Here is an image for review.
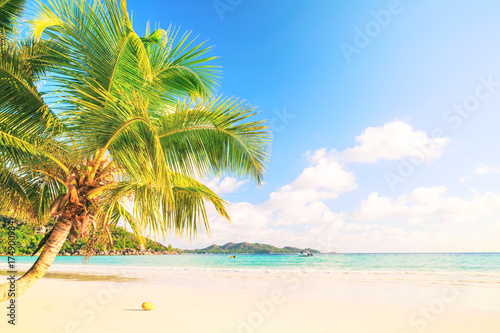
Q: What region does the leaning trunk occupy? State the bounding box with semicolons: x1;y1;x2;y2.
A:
0;217;72;302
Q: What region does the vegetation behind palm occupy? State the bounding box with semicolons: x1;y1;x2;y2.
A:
0;217;178;255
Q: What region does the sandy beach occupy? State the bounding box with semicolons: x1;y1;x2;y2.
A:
1;269;499;333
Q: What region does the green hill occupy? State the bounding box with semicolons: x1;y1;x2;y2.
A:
0;216;177;255
183;242;320;254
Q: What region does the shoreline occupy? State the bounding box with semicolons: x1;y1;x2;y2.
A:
0;269;140;282
3;265;500;287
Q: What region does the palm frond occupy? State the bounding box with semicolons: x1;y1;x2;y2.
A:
31;0;153;112
0;0;27;35
156;97;271;185
92;171;229;241
0;158;65;224
144;25;220;103
0;35;64;141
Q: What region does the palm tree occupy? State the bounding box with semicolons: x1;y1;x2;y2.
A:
0;0;270;302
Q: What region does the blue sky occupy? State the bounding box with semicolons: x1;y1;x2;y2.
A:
53;0;500;251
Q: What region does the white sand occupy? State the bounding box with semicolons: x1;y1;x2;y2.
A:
1;271;500;333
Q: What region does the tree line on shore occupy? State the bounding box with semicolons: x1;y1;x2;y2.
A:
0;217;179;256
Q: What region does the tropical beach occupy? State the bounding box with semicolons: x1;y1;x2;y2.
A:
2;0;500;332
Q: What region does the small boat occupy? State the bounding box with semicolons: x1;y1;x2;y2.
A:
299;251;313;257
228;255;236;258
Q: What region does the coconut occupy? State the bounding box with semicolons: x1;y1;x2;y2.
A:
142;302;156;311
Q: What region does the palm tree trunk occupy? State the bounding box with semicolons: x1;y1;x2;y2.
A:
0;217;72;302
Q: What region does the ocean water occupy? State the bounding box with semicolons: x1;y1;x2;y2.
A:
2;253;500;284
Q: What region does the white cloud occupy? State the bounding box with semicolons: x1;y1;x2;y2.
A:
172;181;500;252
186;203;313;250
203;177;248;194
165;121;500;253
183;148;355;249
255;122;450;228
336;226;500;253
353;186;500;224
336;121;450;164
474;163;500;174
266;148;357;209
263;149;356;226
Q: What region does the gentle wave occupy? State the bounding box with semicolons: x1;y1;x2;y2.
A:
8;262;500;285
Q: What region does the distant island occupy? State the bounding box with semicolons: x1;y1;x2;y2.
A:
183;242;321;254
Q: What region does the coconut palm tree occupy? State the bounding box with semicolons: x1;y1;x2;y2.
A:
0;0;270;302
